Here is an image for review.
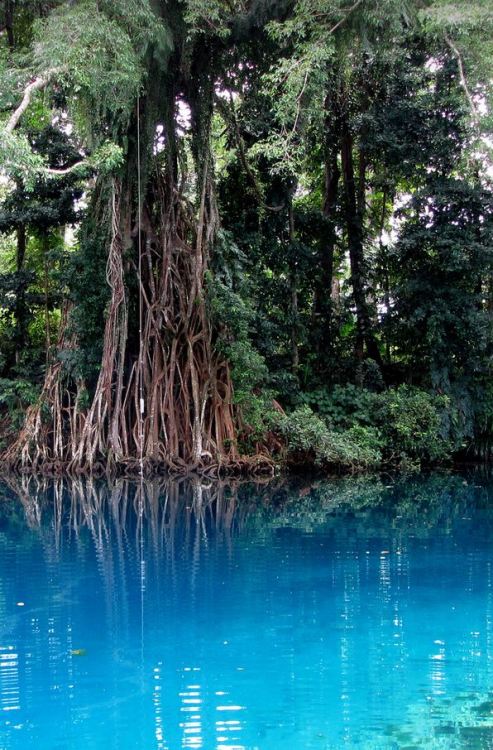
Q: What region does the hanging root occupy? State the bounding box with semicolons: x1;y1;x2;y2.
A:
1;304;86;474
1;171;274;479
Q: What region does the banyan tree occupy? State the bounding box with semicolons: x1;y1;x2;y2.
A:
0;0;287;476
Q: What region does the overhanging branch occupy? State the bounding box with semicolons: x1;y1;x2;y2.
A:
5;69;60;133
45;159;90;177
4;68;93;178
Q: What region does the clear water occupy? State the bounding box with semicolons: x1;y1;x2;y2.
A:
1;473;493;750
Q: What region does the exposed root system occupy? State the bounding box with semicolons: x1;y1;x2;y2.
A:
2;174;275;479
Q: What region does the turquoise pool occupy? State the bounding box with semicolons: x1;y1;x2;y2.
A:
0;473;493;749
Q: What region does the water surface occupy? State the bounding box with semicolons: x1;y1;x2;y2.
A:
1;472;493;749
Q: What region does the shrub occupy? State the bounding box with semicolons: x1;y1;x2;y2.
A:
373;385;455;466
277;385;456;472
274;406;382;471
301;384;376;427
0;377;40;431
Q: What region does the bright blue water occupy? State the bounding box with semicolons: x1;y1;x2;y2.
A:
1;473;493;750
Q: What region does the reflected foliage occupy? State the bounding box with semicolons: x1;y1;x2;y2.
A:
1;470;493;557
1;472;493;748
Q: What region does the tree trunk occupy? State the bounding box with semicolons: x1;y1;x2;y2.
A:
288;201;299;379
316;149;340;359
4;1;14;51
1;9;279;478
42;235;51;360
3;68;273;477
14;224;27;365
313;82;341;365
340;121;382;370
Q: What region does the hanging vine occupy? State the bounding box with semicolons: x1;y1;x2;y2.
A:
0;1;294;478
2;69;274;478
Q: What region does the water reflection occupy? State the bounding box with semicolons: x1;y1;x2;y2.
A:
0;472;493;748
0;475;269;750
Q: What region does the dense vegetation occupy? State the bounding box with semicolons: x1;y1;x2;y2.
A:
0;0;492;475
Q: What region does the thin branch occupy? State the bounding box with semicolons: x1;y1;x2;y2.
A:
5;69;60;133
444;33;479;128
215;94;284;212
327;0;364;36
291;68;310;138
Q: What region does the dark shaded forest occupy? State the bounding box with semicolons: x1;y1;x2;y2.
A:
0;0;492;476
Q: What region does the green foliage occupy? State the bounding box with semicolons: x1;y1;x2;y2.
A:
259;0;419;175
421;0;493;122
207;230;274;443
468;380;493;460
391;178;493;390
373;386;456;466
31;0;170;141
0;0;171;183
0;127;83;230
301;384;377;426
62;188;112;384
295;385;458;468
0;131;45;186
0;125;81;381
275;405;382;471
184;0;234;38
0;377;39;430
213;13;493;467
85;142;125;175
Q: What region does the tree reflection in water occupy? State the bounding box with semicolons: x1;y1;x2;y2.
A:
1;471;493;749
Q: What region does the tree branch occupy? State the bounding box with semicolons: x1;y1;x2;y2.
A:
5;69;60;133
3;68;92;178
444;33;479;127
215;94;284;212
327;0;364;36
44;159;90;177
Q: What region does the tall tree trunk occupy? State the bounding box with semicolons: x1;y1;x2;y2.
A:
2;6;282;478
315;149;340;360
288;201;299;379
14;224;27;365
313;82;340;365
4;0;14;51
42;235;51;361
340;121;382;370
378;190;392;366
